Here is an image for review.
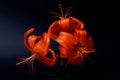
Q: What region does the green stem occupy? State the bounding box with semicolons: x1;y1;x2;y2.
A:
64;63;70;80
59;59;71;80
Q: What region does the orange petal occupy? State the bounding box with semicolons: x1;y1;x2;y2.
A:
57;32;77;49
28;35;38;49
24;28;35;53
33;32;50;57
69;17;84;29
58;18;69;31
84;37;95;52
67;51;83;65
59;47;68;58
59;46;77;59
48;21;60;41
74;30;87;44
38;49;57;67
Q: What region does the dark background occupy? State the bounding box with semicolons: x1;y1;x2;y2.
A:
0;0;119;80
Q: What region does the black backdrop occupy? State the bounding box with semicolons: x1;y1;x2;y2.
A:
0;0;119;80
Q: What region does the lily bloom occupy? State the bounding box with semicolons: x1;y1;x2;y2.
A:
56;30;95;65
16;28;57;74
48;4;84;41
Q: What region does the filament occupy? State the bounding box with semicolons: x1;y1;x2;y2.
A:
16;53;38;74
16;53;37;65
65;12;72;18
50;4;72;19
50;12;61;17
58;3;64;18
65;7;72;18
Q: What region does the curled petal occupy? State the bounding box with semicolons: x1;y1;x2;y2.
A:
28;35;38;49
33;32;50;57
24;28;35;53
58;19;69;31
48;21;60;41
69;17;84;29
38;49;57;66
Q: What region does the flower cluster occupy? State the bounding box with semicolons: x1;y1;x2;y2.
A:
16;4;95;74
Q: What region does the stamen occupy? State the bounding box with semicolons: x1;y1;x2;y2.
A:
50;11;61;17
16;53;38;74
77;47;95;63
50;11;63;19
16;54;36;65
50;3;72;19
51;16;62;19
82;52;95;63
76;50;84;64
65;12;72;18
58;3;64;18
65;7;72;18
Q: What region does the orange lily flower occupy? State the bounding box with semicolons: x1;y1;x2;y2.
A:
56;30;95;65
48;4;84;41
16;28;57;74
